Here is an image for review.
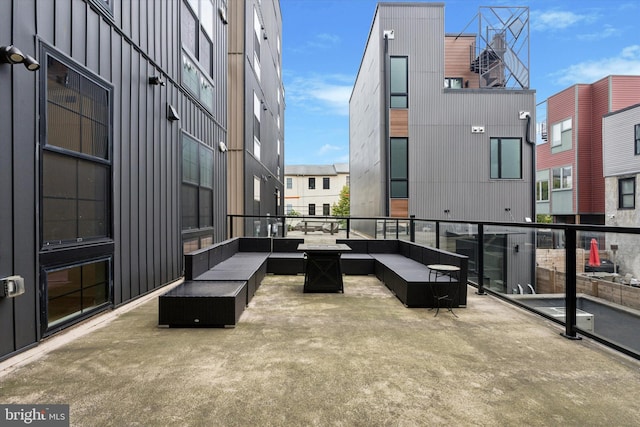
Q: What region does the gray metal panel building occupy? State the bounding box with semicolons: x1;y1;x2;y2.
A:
0;0;229;360
350;3;536;224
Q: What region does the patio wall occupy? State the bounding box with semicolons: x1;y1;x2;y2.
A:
536;267;640;311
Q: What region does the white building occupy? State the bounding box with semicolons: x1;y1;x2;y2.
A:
284;164;349;216
603;103;640;280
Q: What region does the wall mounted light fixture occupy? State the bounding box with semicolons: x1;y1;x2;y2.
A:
1;45;40;71
167;103;180;122
149;76;165;86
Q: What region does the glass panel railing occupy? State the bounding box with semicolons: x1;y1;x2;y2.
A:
414;220;437;247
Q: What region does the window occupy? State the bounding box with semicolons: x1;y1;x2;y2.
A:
253;91;261;160
286;204;293;214
323;204;331;216
308;177;315;189
552;118;572;148
254;176;261;201
182;133;214;236
444;77;463;89
308;204;316;216
346;175;350;186
536;179;549;202
635;124;640;155
43;53;112;245
552;166;572;190
390;137;408;198
181;0;216;110
390;56;408;108
253;7;261;81
286;177;292;189
323;177;330;189
41;46;114;331
619;177;635;209
490;138;522;179
46;259;110;329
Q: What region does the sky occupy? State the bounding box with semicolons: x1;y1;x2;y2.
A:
280;0;640;166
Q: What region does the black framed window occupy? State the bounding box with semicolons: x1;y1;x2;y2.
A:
182;133;214;249
309;204;316;216
181;0;215;110
308;177;315;189
45;258;111;329
635;124;640;155
43;52;112;245
286;177;292;189
253;6;262;81
390;137;408;198
444;77;463;89
323;177;330;189
490;137;522;179
323;204;330;216
619;177;635;209
390;56;408;108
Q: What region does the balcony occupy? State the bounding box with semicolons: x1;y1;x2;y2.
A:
1;215;639;424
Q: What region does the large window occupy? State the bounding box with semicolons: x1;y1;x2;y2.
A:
635;124;640;155
323;204;331;216
490;138;522;179
552;118;572;148
323;177;330;190
444;77;463;89
390;56;408;108
308;178;315;189
619;177;635;209
182;133;214;248
253;91;261;160
308;204;316;216
390;137;408;198
41;48;113;332
253;7;262;81
43;53;111;245
552;166;572;190
181;0;216;110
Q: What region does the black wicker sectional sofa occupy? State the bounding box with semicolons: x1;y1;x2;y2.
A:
159;237;469;327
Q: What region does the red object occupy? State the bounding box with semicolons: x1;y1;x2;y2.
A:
589;238;601;267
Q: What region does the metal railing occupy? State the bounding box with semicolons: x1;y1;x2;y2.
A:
227;214;640;360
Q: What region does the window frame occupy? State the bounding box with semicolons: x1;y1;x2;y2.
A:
181;132;214;248
490;137;522;180
323;203;331;216
552;166;573;190
444;77;464;89
618;177;636;209
308;177;316;190
390;137;408;198
536;179;550;202
286;177;292;189
634;124;640;156
323;177;330;190
308;204;316;216
390;56;408;109
40;46;114;247
552;118;572;148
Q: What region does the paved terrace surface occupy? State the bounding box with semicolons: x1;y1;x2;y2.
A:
2;274;640;426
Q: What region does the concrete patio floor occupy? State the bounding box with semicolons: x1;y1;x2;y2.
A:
2;274;640;426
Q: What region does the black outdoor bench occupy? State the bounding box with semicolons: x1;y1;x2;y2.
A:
267;238;305;274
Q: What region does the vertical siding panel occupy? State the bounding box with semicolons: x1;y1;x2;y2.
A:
36;0;55;42
71;0;86;64
86;8;99;72
120;41;132;303
136;53;147;295
12;0;38;349
54;0;71;54
0;0;15;356
112;33;123;305
99;17;111;79
145;62;154;291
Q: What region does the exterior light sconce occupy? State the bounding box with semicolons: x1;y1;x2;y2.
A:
219;6;228;24
149;76;165;86
1;45;40;71
167;103;180;122
218;141;227;152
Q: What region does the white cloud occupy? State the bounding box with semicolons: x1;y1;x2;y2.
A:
550;45;640;85
577;24;621;41
291;32;341;52
286;74;353;116
530;10;597;31
318;144;343;155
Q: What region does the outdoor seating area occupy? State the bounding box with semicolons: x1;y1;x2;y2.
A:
160;236;469;327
